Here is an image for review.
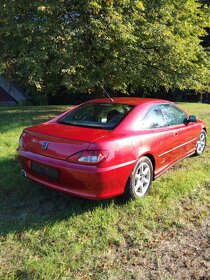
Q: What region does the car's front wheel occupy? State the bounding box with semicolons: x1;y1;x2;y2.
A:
195;130;207;156
125;156;153;200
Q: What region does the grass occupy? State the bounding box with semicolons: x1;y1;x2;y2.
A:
0;103;210;279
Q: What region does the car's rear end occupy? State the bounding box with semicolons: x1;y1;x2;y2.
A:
17;101;136;199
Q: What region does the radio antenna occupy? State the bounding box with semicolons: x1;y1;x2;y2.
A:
98;81;114;102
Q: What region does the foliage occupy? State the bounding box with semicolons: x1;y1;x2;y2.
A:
0;1;210;95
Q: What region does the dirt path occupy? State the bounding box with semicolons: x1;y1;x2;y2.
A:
139;220;209;279
111;219;210;280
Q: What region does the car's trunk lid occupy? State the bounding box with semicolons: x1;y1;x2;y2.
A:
25;123;110;160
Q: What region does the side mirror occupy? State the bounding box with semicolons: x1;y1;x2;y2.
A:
185;115;197;123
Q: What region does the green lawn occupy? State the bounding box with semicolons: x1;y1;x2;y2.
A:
0;103;210;279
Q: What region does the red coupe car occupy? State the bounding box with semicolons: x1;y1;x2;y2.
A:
17;98;207;200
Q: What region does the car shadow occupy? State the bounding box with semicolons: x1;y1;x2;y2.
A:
0;156;116;236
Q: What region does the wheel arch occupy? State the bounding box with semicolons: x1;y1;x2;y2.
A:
123;153;155;199
203;127;207;134
141;153;156;180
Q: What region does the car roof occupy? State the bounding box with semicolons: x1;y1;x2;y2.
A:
88;97;173;106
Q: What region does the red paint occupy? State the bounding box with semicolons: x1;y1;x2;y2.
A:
17;98;206;200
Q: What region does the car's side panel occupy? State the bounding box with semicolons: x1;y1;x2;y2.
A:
118;128;180;176
167;123;197;160
102;122;204;181
153;128;180;173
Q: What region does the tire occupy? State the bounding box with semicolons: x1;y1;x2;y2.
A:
195;130;207;156
125;156;153;200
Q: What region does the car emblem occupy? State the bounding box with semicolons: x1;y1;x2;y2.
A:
42;142;49;150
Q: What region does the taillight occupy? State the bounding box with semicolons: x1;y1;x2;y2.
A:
67;150;109;165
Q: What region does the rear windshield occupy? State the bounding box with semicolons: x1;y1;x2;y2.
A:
58;102;134;129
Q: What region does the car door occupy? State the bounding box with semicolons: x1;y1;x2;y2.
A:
159;104;197;162
140;105;177;175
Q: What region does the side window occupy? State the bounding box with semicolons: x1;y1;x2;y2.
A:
160;104;187;126
142;107;167;129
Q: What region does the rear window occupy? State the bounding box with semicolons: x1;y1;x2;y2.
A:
58;102;134;129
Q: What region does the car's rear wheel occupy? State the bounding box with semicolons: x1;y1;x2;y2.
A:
195;130;206;156
125;156;153;200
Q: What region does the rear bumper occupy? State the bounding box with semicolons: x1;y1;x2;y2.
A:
17;149;135;200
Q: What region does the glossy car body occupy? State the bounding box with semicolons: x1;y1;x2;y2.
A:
17;98;207;200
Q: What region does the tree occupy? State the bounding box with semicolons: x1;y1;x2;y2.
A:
0;0;209;95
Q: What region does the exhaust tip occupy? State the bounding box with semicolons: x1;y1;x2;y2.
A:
21;169;27;178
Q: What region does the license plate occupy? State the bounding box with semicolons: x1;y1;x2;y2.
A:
31;161;59;181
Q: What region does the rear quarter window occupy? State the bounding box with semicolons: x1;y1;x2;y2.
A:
142;107;167;129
